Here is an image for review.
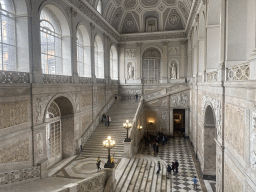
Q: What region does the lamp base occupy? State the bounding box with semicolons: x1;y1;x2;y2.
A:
104;162;115;169
124;138;131;142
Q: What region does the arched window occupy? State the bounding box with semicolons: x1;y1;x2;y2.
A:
77;25;91;77
94;35;104;78
97;0;102;14
0;0;29;72
40;6;71;76
142;48;161;80
110;45;118;80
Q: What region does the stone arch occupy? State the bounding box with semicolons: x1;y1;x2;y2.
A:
44;95;75;169
142;46;163;57
168;59;180;79
203;104;216;179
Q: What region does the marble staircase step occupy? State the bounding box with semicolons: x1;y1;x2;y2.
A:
133;159;148;192
139;159;151;192
115;158;136;192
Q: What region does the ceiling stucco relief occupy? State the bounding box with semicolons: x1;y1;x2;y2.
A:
111;7;125;31
124;0;137;9
163;0;177;5
141;0;160;7
122;13;139;33
165;9;184;30
114;0;122;6
178;1;189;21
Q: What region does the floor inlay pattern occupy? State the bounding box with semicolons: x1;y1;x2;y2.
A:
141;138;204;192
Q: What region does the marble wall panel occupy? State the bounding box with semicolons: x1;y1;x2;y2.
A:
224;162;243;192
0;101;28;129
225;103;245;157
0;139;29;164
81;93;92;107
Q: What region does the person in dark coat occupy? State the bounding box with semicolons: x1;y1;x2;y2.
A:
156;161;161;174
171;162;175;174
174;160;179;174
135;93;138;102
155;143;159;155
115;94;117;101
167;164;172;179
153;142;156;155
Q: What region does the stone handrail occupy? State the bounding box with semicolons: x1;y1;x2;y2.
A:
80;96;115;146
127;96;144;155
227;62;250;81
54;172;106;192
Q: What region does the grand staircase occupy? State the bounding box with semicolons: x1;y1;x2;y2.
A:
78;99;139;160
114;155;170;192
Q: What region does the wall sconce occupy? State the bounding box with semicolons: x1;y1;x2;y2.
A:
149;120;154;125
139;126;143;131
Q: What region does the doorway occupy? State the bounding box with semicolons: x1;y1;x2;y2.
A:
173;109;185;137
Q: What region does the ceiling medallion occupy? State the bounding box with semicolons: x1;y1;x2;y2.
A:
158;4;165;11
125;18;135;29
136;6;143;13
168;14;180;26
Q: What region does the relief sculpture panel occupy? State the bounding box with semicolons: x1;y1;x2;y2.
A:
225;103;245;157
170;93;189;107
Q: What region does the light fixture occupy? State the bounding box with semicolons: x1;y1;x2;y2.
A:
103;136;115;168
139;126;143;131
123;120;132;142
149;120;154;125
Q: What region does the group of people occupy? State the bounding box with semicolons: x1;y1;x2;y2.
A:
101;113;111;126
166;160;179;178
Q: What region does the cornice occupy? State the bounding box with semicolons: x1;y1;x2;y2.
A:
120;31;187;42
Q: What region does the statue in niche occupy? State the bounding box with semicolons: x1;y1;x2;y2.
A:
170;63;177;79
127;64;134;80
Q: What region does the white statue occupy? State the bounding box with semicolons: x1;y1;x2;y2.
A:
171;63;177;79
128;64;134;80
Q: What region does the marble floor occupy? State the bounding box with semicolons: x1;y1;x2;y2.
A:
140;138;215;192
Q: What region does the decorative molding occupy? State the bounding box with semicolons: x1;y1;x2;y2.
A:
0;71;30;84
207;71;218;82
77;173;106;192
126;49;136;57
66;7;77;18
162;41;168;46
35;96;51;123
136;42;143;47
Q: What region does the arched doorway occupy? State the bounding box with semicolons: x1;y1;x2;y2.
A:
204;105;216;179
45;96;74;169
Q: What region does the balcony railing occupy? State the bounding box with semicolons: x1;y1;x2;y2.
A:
42;74;72;84
227;62;250;81
0;71;30;84
142;79;160;84
79;77;92;84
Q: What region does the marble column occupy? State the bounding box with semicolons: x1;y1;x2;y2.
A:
180;40;186;79
90;23;96;80
136;43;142;81
119;44;126;84
161;41;168;83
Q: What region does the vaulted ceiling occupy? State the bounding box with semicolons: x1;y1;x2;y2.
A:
86;0;194;34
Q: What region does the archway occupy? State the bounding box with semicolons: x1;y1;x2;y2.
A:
45;96;74;169
204;105;216;179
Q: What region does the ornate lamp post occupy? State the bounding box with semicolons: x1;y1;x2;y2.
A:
123;120;132;142
103;136;115;168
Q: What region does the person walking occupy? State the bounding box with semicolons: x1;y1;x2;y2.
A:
153;142;156;155
171;162;175;175
156;161;161;174
135;93;138;102
105;116;108;126
167;164;172;179
156;143;159;155
174;160;179;174
193;176;198;189
115;94;117;101
79;145;83;155
108;116;111;126
96;156;101;170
